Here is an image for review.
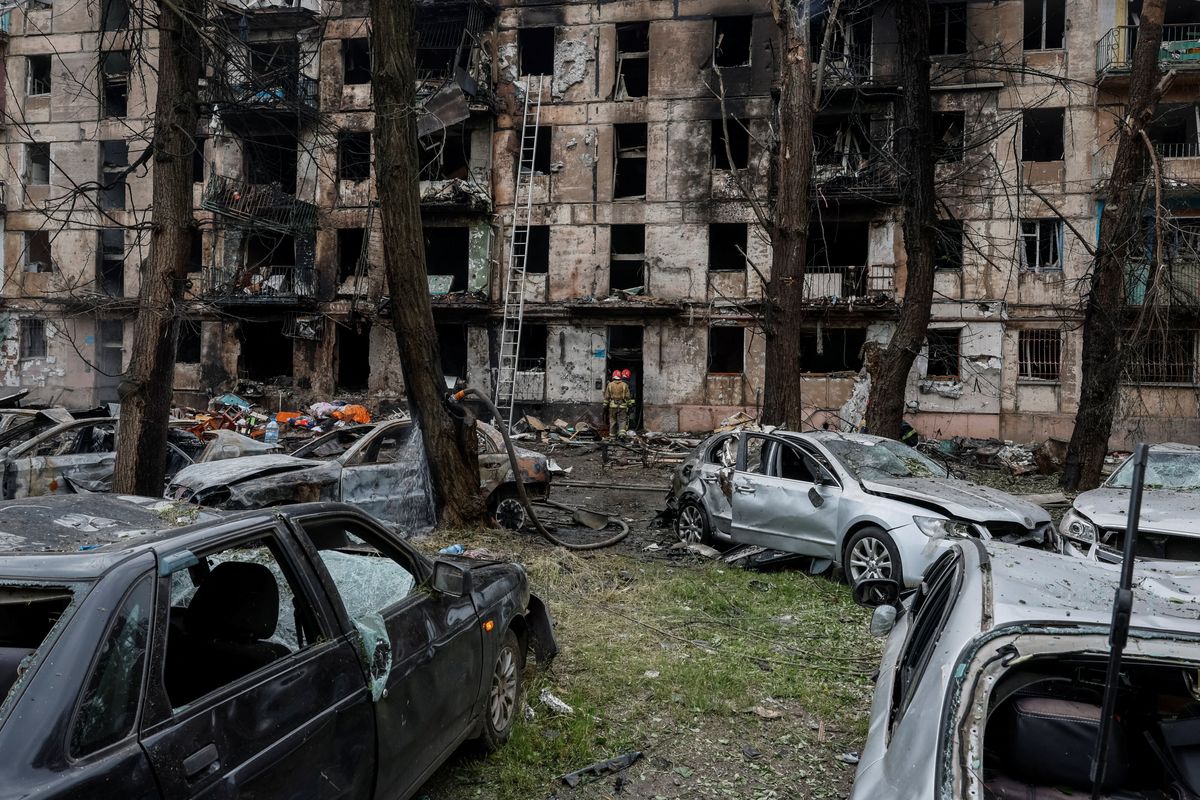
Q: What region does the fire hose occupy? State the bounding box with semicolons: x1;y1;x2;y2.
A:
450;387;630;551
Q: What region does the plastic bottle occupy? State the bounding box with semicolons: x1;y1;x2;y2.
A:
264;418;280;445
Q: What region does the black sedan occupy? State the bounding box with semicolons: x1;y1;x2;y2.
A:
0;495;556;800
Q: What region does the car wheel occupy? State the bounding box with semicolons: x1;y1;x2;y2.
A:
674;497;713;545
490;487;528;531
844;527;903;588
481;629;524;751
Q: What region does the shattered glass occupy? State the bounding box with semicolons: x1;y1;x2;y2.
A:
353;613;391;702
1109;452;1200;492
823;437;950;480
317;543;416;620
0;583;82;724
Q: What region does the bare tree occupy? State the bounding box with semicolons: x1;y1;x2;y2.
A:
1062;0;1169;491
863;0;936;439
372;0;486;526
112;0;204;494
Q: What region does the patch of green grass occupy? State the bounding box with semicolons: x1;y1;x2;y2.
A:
420;529;881;799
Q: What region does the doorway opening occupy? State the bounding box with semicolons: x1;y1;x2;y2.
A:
336;320;372;392
606;325;644;430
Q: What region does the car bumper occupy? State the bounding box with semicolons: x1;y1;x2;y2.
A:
888;523;958;587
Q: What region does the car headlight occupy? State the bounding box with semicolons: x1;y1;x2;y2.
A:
913;516;985;539
1060;509;1097;543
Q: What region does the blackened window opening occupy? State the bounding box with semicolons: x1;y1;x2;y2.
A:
28;143;50;185
420;125;471;180
99;229;123;295
338;228;366;283
193;136;206;183
28;55;51;96
246;232;296;273
519;27;555;76
1147;104;1200;157
613;123;647;199
929;3;968;56
188;231;203;272
436;324;468;380
336;322;371;391
102;0;129;31
101;52;130;118
1022;108;1065;161
176;323;202;364
713;16;753;67
238;321;293;380
424;227;469;291
245;135;299;192
610;224;645;290
25;231;51;273
800;328;866;373
246;41;300;85
712;118;750;170
1024;0;1065;50
709;223;748;272
532;126;552;174
935;219;965;271
338;132;371;182
517;323;548;370
708;326;745;373
933;111;965;162
343;38;371;85
925;329;961;379
524;226;550;274
100;141;128;210
616;22;649;98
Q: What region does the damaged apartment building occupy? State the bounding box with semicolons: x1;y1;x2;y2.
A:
1;0;1199;444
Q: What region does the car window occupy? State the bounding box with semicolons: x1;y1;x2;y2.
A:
32;423;116;458
71;574;152;757
776;444;817;483
162;535;320;709
705;436;737;467
292;428;370;459
301;520;418;619
1107;451;1200;491
740;435;771;474
357;427;414;466
890;551;960;729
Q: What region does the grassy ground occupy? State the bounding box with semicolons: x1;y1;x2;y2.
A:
419;528;882;800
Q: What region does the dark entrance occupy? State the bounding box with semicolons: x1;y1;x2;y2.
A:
336;320;371;392
606;325;643;431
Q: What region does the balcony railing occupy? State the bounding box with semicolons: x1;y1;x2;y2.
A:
1156;141;1200;159
818;45;898;88
201;265;316;305
1097;24;1200;75
209;75;318;121
1126;258;1200;306
201;175;318;236
803;265;896;301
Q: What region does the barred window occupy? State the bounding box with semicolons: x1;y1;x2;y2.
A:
1126;330;1197;385
1018;329;1061;381
20;319;47;359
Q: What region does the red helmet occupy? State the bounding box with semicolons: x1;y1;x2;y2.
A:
621;369;632;379
612;370;622;379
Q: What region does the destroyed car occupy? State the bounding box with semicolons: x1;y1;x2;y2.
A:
1062;442;1200;562
167;419;550;529
851;539;1200;799
668;430;1055;588
0;495;556;800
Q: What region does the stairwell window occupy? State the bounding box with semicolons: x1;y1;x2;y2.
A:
929;3;967;56
934;219;965;271
713;16;752;67
1018;329;1062;381
1023;0;1065;50
101;0;129;31
20;319;47;360
609;224;644;290
101;51;130;118
100;141;128;210
1022;108;1065;161
1020;219;1063;272
933;112;965;162
708;326;745;374
613;123;647;199
532;127;552;174
98;228;124;295
925;329;961;380
343;38;371;86
27;55;51;96
519;27;555;76
338;132;371;182
27;143;50;185
708;223;748;272
24;231;52;273
615;22;649;99
338;228;366;283
524;226;550;274
712;118;749;170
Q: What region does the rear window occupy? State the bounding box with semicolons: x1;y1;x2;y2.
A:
0;583;81;717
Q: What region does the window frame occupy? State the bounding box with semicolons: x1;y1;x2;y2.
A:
1020;218;1064;273
707;325;746;374
1017;328;1062;382
19;318;47;360
27;54;52;97
928;3;968;57
337;131;372;183
1023;0;1065;51
924;329;961;381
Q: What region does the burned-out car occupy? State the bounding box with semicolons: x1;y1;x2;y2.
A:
167;419;550;530
1061;443;1200;562
667;430;1055;588
851;539;1200;799
0;494;556;800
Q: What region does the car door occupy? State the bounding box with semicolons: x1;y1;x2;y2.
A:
729;433;841;556
338;422;436;529
292;513;482;800
696;434;737;535
139;524;376;800
5;420;119;496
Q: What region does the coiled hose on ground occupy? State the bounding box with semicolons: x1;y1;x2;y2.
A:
450;387;630;551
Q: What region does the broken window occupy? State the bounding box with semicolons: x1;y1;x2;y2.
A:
518;323;548;371
338;228;366;283
1126;329;1197;384
300;521;419;621
519;27;555;76
1020;219;1063;272
98;228;124;295
713;16;753;67
1022;108;1065;161
1018;329;1061;380
531;126;552;174
810;7;874;82
95;320;123;381
20;319;47;359
424;226;469;292
176;321;202;364
27;55;51;96
708;326;745;373
244;135;298;191
238;321;293;380
24;231;52;273
609;224;645;291
616;22;649;99
27;143;50;185
338;132;371;182
934;219;965;271
419;124;471;181
613;123;647;199
712;118;750;170
193;135;206;183
1148;104;1200;158
0;585;73;706
929;3;968;56
336;321;371;391
524;225;550;274
246;232;295;271
807;220;868;275
101;51;130;118
708;223;748;272
800;328;866;373
100;140;128;210
925;329;961;380
188;230;203;272
436;323;468;380
1023;0;1065;50
812;114;873;172
933;111;965;162
343;38;371;85
246;41;300;85
101;0;129;31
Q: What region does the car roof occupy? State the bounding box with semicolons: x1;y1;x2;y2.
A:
1145;442;1200;454
975;541;1200;635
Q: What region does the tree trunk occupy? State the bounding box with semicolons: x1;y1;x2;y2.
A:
112;0;203;494
864;0;936;439
373;0;486;526
1062;0;1166;491
760;7;813;430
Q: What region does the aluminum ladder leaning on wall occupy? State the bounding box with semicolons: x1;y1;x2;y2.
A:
494;74;543;432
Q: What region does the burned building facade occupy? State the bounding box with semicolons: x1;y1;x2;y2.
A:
0;0;1198;445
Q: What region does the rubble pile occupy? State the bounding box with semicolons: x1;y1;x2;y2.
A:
927;436;1069;477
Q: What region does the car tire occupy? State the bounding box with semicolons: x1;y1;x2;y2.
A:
480;629;524;751
843;527;903;588
674;497;713;546
490;486;528;531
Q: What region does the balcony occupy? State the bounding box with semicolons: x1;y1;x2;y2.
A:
209;75;318;131
200;264;316;306
201;175;317;236
810;156;898;202
1097;25;1200;78
817;45;899;91
803;265;896;304
211;0;320;27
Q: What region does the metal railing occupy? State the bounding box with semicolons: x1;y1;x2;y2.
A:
803;265;896;300
1126;258;1200;306
201;264;316;304
1155;141;1200;159
1098;24;1200;74
209;75;317;117
818;45;897;87
200;175;318;236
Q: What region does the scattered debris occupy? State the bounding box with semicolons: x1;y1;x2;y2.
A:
438;544;465;555
671;541;722;559
742;744;763;760
838;752;860;765
643;670;660;679
560;751;643;789
750;706;784;720
539;689;575;716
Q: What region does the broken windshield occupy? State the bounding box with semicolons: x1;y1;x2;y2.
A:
292;427;372;460
1108;451;1200;492
822;437;949;481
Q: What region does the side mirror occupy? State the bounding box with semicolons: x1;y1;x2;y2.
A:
807;486;824;508
853;578;901;608
432;560;472;597
870;605;898;638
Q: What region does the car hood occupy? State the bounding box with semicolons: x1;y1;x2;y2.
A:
1074;488;1200;537
170;454;321;491
861;477;1051;527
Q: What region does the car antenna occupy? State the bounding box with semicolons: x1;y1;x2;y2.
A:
1090;442;1149;800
